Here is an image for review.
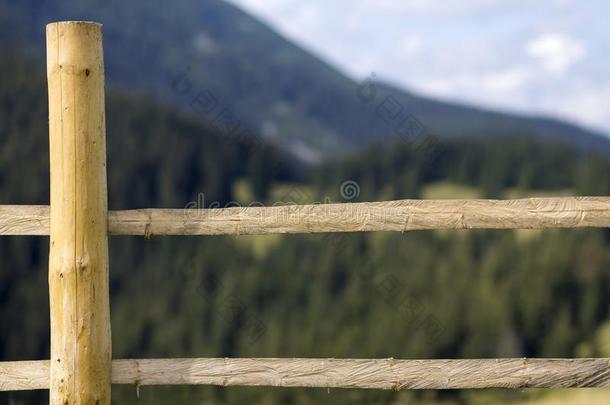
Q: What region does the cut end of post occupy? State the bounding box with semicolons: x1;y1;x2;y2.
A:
45;21;103;45
46;21;102;28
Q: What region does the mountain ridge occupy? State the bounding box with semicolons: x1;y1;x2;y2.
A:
0;0;608;160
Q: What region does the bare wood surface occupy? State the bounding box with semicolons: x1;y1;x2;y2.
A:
0;205;49;235
47;21;111;405
2;197;610;236
0;361;50;391
2;358;610;391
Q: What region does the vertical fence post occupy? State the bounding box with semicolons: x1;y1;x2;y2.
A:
46;21;111;405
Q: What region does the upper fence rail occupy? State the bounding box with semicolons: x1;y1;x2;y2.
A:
2;196;610;236
3;357;610;392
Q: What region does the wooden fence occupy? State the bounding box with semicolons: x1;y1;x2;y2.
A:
1;21;610;403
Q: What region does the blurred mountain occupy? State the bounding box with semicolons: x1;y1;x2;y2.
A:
0;45;295;208
1;0;609;161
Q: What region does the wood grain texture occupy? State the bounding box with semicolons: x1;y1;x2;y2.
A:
2;197;610;236
47;21;111;405
2;358;610;391
0;361;50;391
0;205;49;235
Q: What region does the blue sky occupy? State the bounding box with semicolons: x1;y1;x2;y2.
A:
227;0;610;134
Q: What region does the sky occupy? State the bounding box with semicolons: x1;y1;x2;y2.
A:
226;0;610;135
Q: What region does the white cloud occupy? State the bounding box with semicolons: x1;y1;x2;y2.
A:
526;33;587;75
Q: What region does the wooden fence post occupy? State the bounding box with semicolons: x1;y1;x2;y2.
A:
46;21;111;405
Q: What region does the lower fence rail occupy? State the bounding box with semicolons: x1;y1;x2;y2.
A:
2;358;610;391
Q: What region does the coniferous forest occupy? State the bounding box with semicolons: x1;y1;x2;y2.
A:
2;43;610;404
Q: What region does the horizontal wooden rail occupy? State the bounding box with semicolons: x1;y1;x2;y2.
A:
2;197;610;236
2;358;610;391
